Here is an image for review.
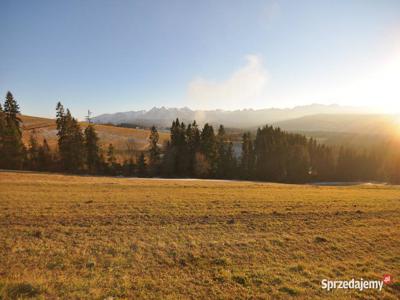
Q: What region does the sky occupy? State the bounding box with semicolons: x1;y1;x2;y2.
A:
1;0;400;119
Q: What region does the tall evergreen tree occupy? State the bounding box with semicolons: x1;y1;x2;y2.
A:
106;143;117;174
37;139;53;171
1;92;24;169
185;121;201;177
0;103;6;168
137;152;147;177
84;124;101;174
4;91;21;130
55;103;85;172
148;125;161;175
200;123;216;177
241;132;254;179
215;125;235;178
27;130;40;170
166;119;189;176
122;158;136;177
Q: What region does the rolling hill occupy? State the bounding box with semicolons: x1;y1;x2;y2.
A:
20;115;169;160
274;114;400;134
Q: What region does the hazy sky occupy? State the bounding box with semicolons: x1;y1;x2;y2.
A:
1;0;400;119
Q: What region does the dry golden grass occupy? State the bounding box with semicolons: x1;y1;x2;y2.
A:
20;115;169;159
0;171;399;299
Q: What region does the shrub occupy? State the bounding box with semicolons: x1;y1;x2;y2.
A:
1;282;40;299
314;236;328;243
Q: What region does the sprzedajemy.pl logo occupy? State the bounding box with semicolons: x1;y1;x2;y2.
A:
321;275;393;292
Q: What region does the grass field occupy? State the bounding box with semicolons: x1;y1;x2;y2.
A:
0;171;399;299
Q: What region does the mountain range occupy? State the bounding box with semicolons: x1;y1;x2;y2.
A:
93;104;379;130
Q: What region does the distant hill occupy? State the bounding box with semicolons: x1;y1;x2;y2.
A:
92;104;373;128
274;114;399;135
20;115;169;160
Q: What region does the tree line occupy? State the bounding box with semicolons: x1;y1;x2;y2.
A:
0;91;399;183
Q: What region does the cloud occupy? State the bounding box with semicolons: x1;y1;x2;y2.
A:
187;55;269;109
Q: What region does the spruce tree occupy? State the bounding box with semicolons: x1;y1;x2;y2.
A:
200;123;216;177
4;91;21;130
148;125;161;175
107;143;117;175
38;139;52;171
55;103;85;172
1;92;24;169
216;125;228;178
137;152;147;177
28;130;40;170
122;158;136;176
0;103;6;168
241;132;254;179
186;121;201;177
84;124;101;174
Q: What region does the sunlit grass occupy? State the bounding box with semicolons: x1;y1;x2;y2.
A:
0;171;399;299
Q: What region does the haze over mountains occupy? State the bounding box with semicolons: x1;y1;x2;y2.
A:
92;104;398;135
93;104;368;127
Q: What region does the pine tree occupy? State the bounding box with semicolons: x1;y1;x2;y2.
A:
137;152;147;177
55;103;85;172
241;132;254;179
107;143;117;175
286;144;310;183
1;92;24;169
148;125;161;175
122;158;136;176
0;103;6;168
28;130;40;170
200;123;216;177
4;91;21;130
186;121;201;176
84;124;101;174
37;139;53;171
216;125;231;178
166;119;189;176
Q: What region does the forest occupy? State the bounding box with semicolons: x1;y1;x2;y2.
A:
0;91;399;183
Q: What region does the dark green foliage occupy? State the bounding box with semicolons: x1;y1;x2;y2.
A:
27;130;40;170
56;103;85;172
122;158;136;176
1;282;40;299
84;124;102;174
37;139;53;171
200;123;217;177
162;119;190;176
308;139;335;181
137;152;147;177
148;125;161;175
4;91;21;130
185;121;201;176
106;143;118;175
252;126;310;183
241;132;254;179
215;125;236;178
0;92;24;169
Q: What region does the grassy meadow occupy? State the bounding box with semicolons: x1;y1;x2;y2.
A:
0;171;399;299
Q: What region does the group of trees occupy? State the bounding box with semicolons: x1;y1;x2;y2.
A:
1;91;400;184
0;92;149;176
160;120;236;178
53;101;150;176
157;121;387;183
